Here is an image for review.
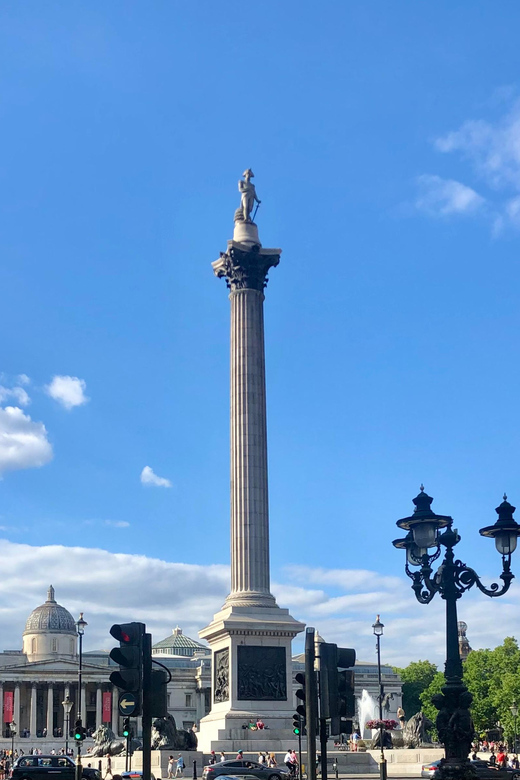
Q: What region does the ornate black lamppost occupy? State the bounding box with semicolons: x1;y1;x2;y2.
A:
75;613;87;780
372;615;387;780
62;694;73;756
10;720;16;758
393;487;520;780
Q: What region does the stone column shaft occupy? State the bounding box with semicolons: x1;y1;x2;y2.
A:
47;684;54;735
213;242;280;608
229;288;271;600
80;684;86;725
14;684;21;727
96;687;102;727
30;685;37;736
111;688;119;735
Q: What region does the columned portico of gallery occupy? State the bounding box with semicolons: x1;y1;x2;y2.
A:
0;680;121;740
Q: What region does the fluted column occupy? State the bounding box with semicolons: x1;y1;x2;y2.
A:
111;687;119;735
30;685;37;736
213;242;280;608
14;684;21;727
46;684;54;735
96;687;102;728
80;684;86;725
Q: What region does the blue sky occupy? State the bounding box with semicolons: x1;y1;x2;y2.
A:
2;1;520;665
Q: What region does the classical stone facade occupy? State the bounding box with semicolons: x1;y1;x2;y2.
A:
0;588;211;750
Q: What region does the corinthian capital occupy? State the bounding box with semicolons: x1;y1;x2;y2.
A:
212;242;281;292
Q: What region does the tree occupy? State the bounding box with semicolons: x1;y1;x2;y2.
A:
393;660;438;717
463;637;520;741
420;671;444;731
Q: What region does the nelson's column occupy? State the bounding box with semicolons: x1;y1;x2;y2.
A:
198;171;304;752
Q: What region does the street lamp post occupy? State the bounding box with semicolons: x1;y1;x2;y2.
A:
62;695;74;757
10;720;16;758
75;613;88;780
393;488;520;780
372;616;386;780
510;702;518;754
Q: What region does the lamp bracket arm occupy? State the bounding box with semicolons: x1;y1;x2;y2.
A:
411;571;438;604
453;559;515;598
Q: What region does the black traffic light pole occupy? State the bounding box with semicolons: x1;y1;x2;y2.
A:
142;632;152;780
297;724;302;779
305;628;318;780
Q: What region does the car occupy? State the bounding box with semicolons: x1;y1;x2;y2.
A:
421;760;520;780
11;756;76;780
82;769;101;780
202;761;288;780
120;771;156;780
421;761;441;778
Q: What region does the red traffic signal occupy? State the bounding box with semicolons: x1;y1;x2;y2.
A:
110;623;144;645
109;622;145;713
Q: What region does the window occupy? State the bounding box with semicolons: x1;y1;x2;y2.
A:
31;638;37;654
51;638;58;653
167;694;171;708
185;694;192;707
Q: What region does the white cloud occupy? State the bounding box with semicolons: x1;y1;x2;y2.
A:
427;96;520;231
16;374;30;386
0;539;517;666
435;100;520;189
140;466;172;488
0;539;228;651
415;174;485;217
46;375;89;410
105;520;130;528
0;406;53;474
0;386;30;407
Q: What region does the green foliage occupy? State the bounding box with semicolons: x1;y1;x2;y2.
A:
407;638;520;742
462;637;520;739
393;660;438;717
420;671;445;734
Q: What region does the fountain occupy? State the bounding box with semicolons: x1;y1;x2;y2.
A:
357;689;378;739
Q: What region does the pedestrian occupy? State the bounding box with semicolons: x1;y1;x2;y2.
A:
219;753;226;763
489;750;496;766
168;755;175;779
175;754;185;777
236;750;243;760
209;752;217;766
284;749;294;775
258;752;265;765
104;754;112;779
497;748;508;768
268;754;277;768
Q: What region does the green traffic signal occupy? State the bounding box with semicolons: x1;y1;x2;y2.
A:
123;728;130;737
123;718;130;738
293;726;300;735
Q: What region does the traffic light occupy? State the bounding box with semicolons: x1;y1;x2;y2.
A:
319;643;356;735
150;668;168;718
338;668;356;733
109;622;145;715
73;719;86;741
294;671;307;735
122;718;131;738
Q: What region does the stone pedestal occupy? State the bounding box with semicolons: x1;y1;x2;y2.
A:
198;233;304;752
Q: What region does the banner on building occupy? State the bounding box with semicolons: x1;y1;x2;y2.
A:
3;691;13;723
102;691;111;723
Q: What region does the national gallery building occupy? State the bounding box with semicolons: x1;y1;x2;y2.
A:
0;588;403;749
0;587;212;747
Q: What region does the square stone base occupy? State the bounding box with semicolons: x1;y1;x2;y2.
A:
197;602;304;753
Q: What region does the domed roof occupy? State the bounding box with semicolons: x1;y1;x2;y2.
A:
152;626;210;657
23;586;77;636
